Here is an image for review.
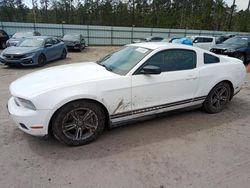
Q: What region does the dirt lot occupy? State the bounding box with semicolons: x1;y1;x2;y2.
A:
0;46;250;188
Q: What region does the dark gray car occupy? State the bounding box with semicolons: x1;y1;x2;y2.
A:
62;34;86;52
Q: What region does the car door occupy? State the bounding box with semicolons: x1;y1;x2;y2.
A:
44;38;54;61
51;38;62;59
131;49;199;114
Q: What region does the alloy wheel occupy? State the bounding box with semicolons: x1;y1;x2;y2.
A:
210;86;229;110
62;108;99;141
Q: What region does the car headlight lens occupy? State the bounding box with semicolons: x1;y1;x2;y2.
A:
225;48;235;53
24;52;35;57
15;97;36;110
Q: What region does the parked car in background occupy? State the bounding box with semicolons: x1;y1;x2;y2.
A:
210;36;250;64
133;36;164;43
7;43;246;146
216;34;235;44
0;36;67;67
0;29;9;49
6;31;41;47
162;37;181;43
172;37;193;46
187;36;216;51
62;34;86;51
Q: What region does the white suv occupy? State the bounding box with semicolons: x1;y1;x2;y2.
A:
187;36;216;51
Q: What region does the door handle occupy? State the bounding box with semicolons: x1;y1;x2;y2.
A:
186;75;198;80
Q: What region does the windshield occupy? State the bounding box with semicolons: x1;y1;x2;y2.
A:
13;32;33;38
223;37;250;45
97;46;152;75
63;34;80;41
18;38;44;47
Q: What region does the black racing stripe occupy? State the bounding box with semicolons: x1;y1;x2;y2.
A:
111;96;207;119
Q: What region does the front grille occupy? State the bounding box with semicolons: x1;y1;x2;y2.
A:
3;54;25;59
210;48;226;55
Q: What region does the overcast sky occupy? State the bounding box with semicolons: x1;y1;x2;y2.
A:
24;0;249;10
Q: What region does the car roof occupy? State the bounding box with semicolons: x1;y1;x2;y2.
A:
26;36;52;39
127;42;197;50
187;35;215;38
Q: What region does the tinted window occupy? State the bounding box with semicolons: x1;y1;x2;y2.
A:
203;38;213;43
52;38;60;44
204;53;220;64
45;38;53;45
142;49;196;72
193;37;203;43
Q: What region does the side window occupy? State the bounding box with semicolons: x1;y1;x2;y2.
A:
203;38;213;43
193;37;203;43
52;38;59;45
143;51;164;69
163;49;197;71
204;53;220;64
45;38;53;45
138;49;196;73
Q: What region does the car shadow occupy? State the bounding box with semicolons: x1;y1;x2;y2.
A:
24;96;250;161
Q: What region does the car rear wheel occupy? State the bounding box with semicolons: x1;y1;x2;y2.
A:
61;49;67;59
38;54;46;67
203;82;231;114
52;100;106;146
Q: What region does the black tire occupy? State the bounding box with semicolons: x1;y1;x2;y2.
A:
52;100;106;146
61;49;67;59
203;82;231;114
235;53;246;63
0;41;7;49
38;54;46;67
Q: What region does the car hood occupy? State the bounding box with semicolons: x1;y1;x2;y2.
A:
10;62;120;98
212;43;243;50
2;46;39;55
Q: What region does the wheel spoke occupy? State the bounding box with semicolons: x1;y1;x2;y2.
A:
82;110;93;121
214;89;220;97
221;96;227;101
215;100;221;109
70;111;81;121
75;127;82;140
85;123;97;133
64;123;77;131
219;87;226;96
211;98;217;105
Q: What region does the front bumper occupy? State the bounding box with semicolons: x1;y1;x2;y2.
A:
7;97;50;136
0;55;36;66
66;44;81;50
210;49;236;57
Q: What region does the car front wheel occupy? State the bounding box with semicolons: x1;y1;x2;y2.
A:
52;100;106;146
38;54;46;67
203;82;231;114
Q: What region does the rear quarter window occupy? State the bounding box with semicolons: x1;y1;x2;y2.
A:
204;53;220;64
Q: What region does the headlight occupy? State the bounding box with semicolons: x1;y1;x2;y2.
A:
15;97;36;110
225;48;235;53
24;52;35;57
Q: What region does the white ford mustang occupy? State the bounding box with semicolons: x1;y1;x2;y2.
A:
8;43;246;146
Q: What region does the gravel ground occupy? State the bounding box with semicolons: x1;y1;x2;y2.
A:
0;47;250;188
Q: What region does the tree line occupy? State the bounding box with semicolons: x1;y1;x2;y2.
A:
0;0;250;32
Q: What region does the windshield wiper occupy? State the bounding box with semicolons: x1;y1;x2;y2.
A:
98;63;113;72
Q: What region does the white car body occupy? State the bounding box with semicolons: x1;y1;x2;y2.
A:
187;36;216;51
8;43;246;137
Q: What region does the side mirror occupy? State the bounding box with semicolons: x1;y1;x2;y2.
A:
140;65;161;75
45;43;52;48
